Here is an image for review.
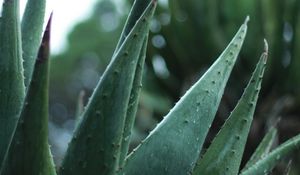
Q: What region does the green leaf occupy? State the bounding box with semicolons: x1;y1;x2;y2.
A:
113;0;151;55
0;16;56;175
0;0;25;166
21;0;46;88
60;2;156;175
118;36;148;168
240;133;300;175
193;43;268;175
242;127;277;171
120;17;249;175
283;160;292;175
113;0;152;166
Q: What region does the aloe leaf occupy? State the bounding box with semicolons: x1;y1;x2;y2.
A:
240;134;300;175
0;16;56;175
21;0;46;88
118;36;148;168
120;17;249;175
114;1;152;164
193;43;268;175
113;0;151;55
242;127;277;171
60;2;156;175
0;0;25;166
283;160;292;175
1;15;55;174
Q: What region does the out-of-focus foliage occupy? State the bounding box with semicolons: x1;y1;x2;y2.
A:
50;0;300;173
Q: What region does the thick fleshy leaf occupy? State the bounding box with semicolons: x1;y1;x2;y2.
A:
114;0;152;167
193;43;268;175
242;127;277;171
240;133;300;175
0;16;56;175
113;0;151;55
22;0;46;88
60;2;156;175
283;160;292;175
0;0;25;166
118;36;148;168
120;17;249;175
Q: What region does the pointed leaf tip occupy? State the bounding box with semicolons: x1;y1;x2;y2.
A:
260;40;268;65
193;44;268;175
121;20;248;175
244;16;250;24
45;13;52;40
264;39;268;54
36;14;52;64
60;2;155;174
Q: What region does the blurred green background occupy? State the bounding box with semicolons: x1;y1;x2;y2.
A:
48;0;300;174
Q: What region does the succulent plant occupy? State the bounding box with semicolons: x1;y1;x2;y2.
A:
0;0;299;175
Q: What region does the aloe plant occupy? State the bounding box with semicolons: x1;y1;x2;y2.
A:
0;0;300;175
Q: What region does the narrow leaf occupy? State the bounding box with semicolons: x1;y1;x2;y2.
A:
193;42;268;175
283;160;292;175
118;36;148;168
117;1;155;163
113;0;151;55
240;133;300;175
60;2;156;175
242;127;278;171
21;0;46;88
0;16;56;175
0;0;25;166
121;17;249;175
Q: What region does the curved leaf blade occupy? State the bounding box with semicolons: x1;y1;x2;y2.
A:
60;2;156;175
121;17;249;175
240;134;300;175
113;0;151;55
242;127;277;171
118;36;148;168
1;16;56;175
0;0;25;166
193;42;268;175
22;0;46;87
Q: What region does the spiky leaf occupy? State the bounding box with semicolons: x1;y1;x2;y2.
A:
242;127;278;171
60;2;156;175
0;16;56;175
114;0;151;54
22;0;46;87
283;160;292;175
120;18;249;175
193;43;268;175
0;0;25;166
118;36;148;168
240;134;300;175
